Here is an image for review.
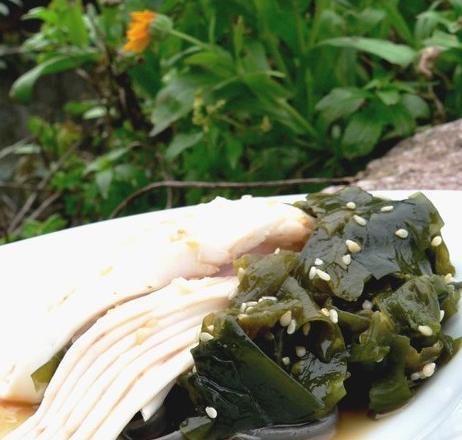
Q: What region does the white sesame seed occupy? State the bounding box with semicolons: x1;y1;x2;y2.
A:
237;267;246;280
380;205;394;212
329;309;339;324
345;239;361;253
240;303;247;313
287;319;297;335
418;325;433;336
237;313;248;321
309;266;317;280
302;323;311;336
395;228;409;239
205;406;218;419
246;306;255;313
346;202;356;210
410;372;421;381
342;254;352;266
282;356;290;366
192;365;197;374
444;273;455;284
199;332;214;343
207;325;214;333
295;346;307;358
422;362;436;378
274;247;281;254
362;300;373;311
440;310;445;322
314;258;324;266
280;310;292;327
353;215;367;226
431;236;442;247
376;357;384;363
246;301;258;307
320;308;330;317
259;296;277;302
316;269;331;282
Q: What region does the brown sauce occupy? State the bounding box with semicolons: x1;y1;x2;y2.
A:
0;401;36;438
0;402;377;439
332;407;376;439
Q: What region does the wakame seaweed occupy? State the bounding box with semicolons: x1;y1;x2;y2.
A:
173;188;460;439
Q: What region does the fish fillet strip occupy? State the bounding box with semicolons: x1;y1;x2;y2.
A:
7;277;237;440
0;196;312;403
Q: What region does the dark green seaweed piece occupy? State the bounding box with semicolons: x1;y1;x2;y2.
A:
180;317;323;440
377;275;443;337
31;350;65;392
296;187;454;301
369;335;413;414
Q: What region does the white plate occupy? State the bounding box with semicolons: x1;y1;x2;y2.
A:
0;190;461;440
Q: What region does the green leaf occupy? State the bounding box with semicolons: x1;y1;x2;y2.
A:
63;2;89;47
165;132;203;161
318;37;416;67
224;136;243;169
316;88;366;125
376;89;400;106
341;110;383;158
95;169;113;199
10;51;99;104
401;94;430;120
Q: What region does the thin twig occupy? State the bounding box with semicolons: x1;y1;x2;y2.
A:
7;151;72;234
110;176;355;218
12;192;63;237
0;182;50;191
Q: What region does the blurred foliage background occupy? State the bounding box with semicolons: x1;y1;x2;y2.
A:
1;0;462;242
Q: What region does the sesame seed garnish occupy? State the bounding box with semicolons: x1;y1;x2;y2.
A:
320;308;330;317
246;306;255;313
395;228;409;239
274;247;281;254
422;362;436;378
237;267;246;280
376;357;384;363
440;310;445;322
353;215;367;226
192;365;197;374
246;301;258;307
314;258;324;266
282;356;290;366
316;269;331;282
345;239;361;253
362;300;373;311
431;236;442;247
205;406;218;419
346;202;356;210
207;325;214;333
199;332;214;343
287;319;297;335
444;273;454;284
296;346;307;358
418;325;433;336
280;310;292;327
342;254;352;266
410;372;421;381
259;296;277;302
302;323;311;336
240;303;247;313
380;205;394;212
237;313;248;321
309;266;317;280
329;309;339;324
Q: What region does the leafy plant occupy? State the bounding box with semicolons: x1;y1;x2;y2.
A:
3;0;462;241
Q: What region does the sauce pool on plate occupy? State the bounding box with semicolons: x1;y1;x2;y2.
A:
0;401;36;438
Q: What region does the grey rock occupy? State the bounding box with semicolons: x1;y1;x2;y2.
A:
353;120;462;190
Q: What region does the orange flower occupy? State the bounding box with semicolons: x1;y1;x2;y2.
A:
123;10;156;53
